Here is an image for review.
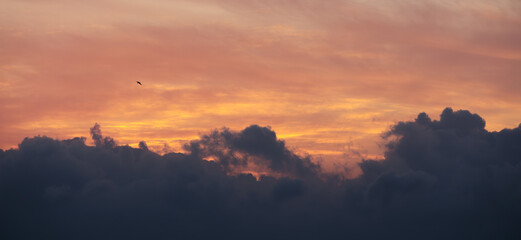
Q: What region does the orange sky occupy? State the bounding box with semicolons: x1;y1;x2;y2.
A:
1;0;521;168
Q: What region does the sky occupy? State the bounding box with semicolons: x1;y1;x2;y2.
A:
1;0;521;168
1;1;521;238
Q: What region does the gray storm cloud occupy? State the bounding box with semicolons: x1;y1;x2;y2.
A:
1;108;520;240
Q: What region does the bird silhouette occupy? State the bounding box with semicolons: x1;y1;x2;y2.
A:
136;81;142;85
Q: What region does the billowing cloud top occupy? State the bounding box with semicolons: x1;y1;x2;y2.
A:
1;108;520;239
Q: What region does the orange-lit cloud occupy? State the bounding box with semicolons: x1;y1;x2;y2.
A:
1;0;520;168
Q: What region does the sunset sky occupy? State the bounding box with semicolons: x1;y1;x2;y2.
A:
2;0;521;165
2;1;521;238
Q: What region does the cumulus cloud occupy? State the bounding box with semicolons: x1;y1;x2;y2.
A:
138;141;149;151
90;123;116;148
185;125;321;178
1;108;521;239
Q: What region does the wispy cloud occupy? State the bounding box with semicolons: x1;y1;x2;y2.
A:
1;0;520;162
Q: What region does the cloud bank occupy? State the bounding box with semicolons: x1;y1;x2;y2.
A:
1;108;520;239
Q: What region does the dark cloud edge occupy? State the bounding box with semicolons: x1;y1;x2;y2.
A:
1;107;520;240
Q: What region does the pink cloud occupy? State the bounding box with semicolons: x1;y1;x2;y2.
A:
1;0;520;166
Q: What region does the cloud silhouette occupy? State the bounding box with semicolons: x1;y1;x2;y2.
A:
185;125;321;178
1;108;520;239
90;123;116;148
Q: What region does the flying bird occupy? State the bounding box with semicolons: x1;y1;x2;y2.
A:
136;81;142;86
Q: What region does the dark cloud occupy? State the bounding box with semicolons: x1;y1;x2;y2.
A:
90;123;116;148
185;125;320;178
1;108;521;239
138;141;149;151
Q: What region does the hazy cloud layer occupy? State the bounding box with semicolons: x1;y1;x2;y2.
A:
1;108;520;239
